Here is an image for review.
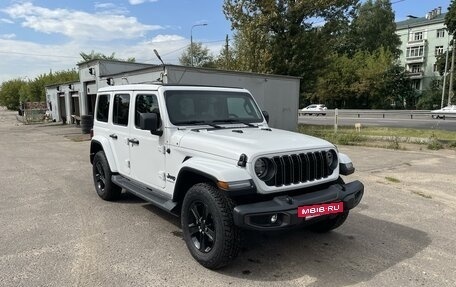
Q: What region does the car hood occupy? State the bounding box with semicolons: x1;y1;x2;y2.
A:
174;127;335;161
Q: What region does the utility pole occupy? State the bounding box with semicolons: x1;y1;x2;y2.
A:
449;34;456;106
442;40;450;108
190;23;208;67
225;34;229;68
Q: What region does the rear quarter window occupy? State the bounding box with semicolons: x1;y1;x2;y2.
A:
96;94;110;122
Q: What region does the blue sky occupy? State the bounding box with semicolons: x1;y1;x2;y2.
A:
0;0;452;83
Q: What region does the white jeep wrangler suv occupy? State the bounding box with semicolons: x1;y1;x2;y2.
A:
90;84;364;269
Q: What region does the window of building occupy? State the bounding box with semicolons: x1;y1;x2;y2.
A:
406;46;424;57
96;94;110;123
411;80;421;90
437;29;445;38
435;46;444;56
409;64;421;73
433;63;438;72
113;94;130;126
414;32;423;41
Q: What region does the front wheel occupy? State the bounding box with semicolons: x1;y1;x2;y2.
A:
307;211;349;233
181;183;240;269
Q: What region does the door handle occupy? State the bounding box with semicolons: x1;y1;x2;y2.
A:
109;134;118;139
128;138;140;145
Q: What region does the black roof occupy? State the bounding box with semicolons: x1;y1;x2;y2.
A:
396;13;446;30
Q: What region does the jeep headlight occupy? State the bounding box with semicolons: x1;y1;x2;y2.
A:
326;149;338;171
254;158;275;180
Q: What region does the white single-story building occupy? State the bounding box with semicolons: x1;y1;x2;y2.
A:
46;59;300;131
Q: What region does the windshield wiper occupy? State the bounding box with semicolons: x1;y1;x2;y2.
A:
211;119;258;127
173;120;222;129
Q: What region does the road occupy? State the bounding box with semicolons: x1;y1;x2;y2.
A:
299;112;456;131
1;107;456;286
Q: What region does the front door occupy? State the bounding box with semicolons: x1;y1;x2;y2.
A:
129;93;166;190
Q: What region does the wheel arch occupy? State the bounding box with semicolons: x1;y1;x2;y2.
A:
172;167;218;206
90;138;118;172
172;158;253;206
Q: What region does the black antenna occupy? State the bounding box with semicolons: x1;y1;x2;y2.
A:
153;49;166;83
154;49;164;65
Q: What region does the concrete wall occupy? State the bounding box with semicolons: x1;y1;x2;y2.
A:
164;66;300;131
48;60;300;131
45;81;80;123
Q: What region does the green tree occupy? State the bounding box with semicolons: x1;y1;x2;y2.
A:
416;79;442;109
445;0;456;34
223;0;358;104
179;42;215;68
0;79;25;110
379;65;417;109
315;48;414;109
314;52;361;108
348;0;401;57
0;69;79;109
79;50;135;63
214;37;238;70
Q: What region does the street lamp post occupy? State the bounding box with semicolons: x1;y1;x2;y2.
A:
190;23;208;66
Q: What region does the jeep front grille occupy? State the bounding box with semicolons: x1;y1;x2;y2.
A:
263;151;333;187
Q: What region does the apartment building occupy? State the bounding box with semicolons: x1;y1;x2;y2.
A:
396;6;451;92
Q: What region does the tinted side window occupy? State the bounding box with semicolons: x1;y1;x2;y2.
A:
135;94;160;128
96;94;110;122
113;94;130;126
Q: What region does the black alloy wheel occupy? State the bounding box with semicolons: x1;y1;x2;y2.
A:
187;201;216;253
181;183;240;269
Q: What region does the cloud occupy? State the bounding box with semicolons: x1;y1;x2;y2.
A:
129;0;158;5
1;18;14;24
0;34;225;83
150;34;185;43
0;34;16;39
2;2;162;41
94;2;129;15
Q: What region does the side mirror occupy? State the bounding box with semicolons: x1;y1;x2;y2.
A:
139;112;163;136
262;110;269;123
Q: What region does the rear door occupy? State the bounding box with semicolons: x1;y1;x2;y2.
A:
129;93;166;189
110;93;132;176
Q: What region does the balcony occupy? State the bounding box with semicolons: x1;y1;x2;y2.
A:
407;39;427;46
405;56;425;64
407;71;424;79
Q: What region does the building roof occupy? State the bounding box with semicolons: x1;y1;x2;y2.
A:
396;12;446;30
103;64;301;80
76;58;154;67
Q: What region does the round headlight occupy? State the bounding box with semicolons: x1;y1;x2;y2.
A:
254;158;268;178
326;149;338;170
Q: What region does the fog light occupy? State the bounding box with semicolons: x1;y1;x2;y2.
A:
270;214;278;223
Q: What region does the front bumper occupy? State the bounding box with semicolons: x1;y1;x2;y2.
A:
233;180;364;230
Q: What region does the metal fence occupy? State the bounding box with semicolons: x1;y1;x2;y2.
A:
298;109;433;119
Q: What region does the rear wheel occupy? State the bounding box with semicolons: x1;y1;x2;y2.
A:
92;151;121;201
307;211;349;233
181;183;240;269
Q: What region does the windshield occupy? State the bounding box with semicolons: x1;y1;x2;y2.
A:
164;90;264;126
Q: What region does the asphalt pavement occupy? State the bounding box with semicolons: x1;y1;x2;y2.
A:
299;112;456;131
1;107;456;287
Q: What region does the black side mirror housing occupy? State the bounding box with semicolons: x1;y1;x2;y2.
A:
139;112;163;136
262;110;269;123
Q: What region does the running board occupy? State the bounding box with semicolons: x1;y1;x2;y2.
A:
112;175;178;215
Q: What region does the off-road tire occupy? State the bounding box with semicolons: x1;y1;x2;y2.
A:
181;183;240;269
92;151;121;201
308;211;349;233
